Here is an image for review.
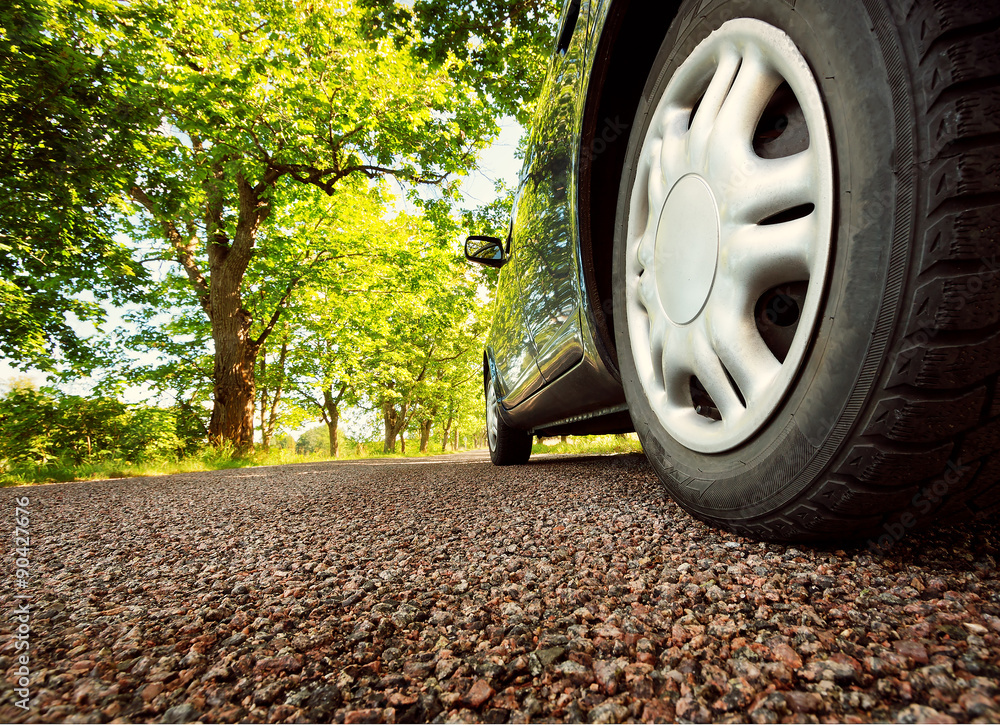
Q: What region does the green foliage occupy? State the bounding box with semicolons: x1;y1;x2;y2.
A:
0;386;199;475
3;0;554;453
296;426;330;455
531;434;644;456
105;272;215;406
358;0;561;127
0;0;153;369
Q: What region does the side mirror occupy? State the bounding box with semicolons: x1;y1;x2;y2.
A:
465;235;507;268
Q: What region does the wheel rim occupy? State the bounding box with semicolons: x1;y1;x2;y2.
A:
486;381;499;451
624;18;834;454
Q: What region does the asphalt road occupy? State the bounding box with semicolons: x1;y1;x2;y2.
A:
1;452;998;723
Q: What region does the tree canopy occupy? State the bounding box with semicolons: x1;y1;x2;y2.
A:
1;0;560;455
0;0;153;370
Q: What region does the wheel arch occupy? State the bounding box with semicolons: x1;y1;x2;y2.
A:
579;0;683;376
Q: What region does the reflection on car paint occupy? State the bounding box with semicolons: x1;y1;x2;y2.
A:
488;190;544;408
515;0;592;384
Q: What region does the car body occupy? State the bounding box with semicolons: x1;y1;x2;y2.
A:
466;0;1000;541
470;0;640;439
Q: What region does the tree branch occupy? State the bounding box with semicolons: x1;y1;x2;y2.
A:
129;185;212;317
230;172;269;273
254;251;341;347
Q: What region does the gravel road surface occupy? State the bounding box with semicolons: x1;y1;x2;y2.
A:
1;452;998;724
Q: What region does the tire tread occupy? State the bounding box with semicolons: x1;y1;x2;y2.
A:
755;0;1000;541
801;0;1000;540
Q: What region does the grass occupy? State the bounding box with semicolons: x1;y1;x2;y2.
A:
1;434;644;487
532;433;643;456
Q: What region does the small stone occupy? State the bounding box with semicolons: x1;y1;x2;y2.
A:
344;708;386;724
387;691;417;707
706;585;726;602
528;646;565;675
896;704;956;724
435;657;459;680
200;665;231;682
771;643;802;670
254;655;302;675
162;703;198;723
500;602;524;618
593;658;627;695
72;681;100;707
555;659;594;685
491;687;519;711
713;678;753;712
761;661;793;686
403;661;433;680
959;691;1000;719
221;632;246;648
253;682;285;706
462;679;494;709
641;700;675;723
305;687;342;719
893;640;929;667
784;691;823;714
675;694;711;723
589;700;629;724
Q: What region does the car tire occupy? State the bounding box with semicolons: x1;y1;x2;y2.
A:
486;372;533;465
612;0;1000;543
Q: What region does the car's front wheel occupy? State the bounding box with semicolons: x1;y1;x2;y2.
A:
613;0;1000;542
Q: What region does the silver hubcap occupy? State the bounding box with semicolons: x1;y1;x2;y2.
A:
625;18;834;453
486;382;499;451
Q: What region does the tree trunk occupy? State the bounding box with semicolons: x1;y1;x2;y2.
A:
323;387;340;458
205;175;269;454
419;419;433;453
326;419;339;457
400;432;406;454
382;398;406;453
264;337;288;449
441;416;453;453
383;424;396;453
258;348;270;450
208;319;257;453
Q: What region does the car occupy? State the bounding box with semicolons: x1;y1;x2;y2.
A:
465;0;1000;543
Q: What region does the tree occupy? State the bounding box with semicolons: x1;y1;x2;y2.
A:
82;0;502;451
102;272;215;435
3;0;560;450
256;327;290;451
285;206;431;456
0;385;190;468
0;0;153;370
128;0;507;451
358;0;561;127
263;184;394;455
350;220;484;454
295;426;329;456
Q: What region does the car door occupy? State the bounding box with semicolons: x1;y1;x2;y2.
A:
514;0;591;383
489;208;546;409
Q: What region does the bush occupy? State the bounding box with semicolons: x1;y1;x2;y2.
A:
0;386;201;470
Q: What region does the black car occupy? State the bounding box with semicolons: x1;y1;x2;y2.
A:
466;0;1000;543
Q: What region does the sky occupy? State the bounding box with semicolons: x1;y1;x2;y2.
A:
0;118;526;420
